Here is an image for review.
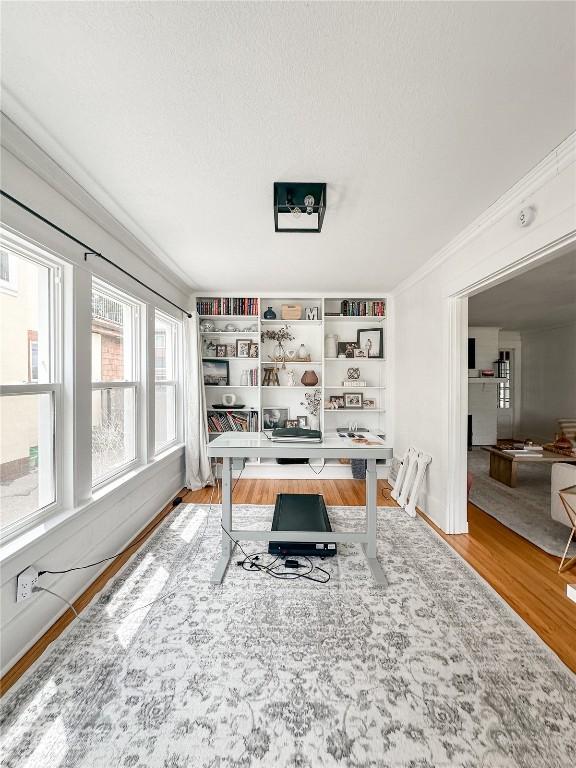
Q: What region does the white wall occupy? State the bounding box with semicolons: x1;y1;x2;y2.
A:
393;134;576;532
468;327;500;445
519;322;576;443
0;117;190;675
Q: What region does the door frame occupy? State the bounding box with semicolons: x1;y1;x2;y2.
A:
445;232;576;534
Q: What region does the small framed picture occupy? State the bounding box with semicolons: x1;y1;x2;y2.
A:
363;398;376;409
226;343;236;357
285;419;299;428
354;348;366;358
236;339;251;358
357;328;384;358
344;392;363;409
249;342;259;358
297;416;308;428
203;359;229;386
216;344;227;358
337;341;359;358
203;336;219;356
305;306;319;320
329;395;345;409
263;408;289;429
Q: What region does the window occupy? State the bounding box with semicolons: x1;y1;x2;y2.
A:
497;351;511;409
91;281;139;485
154;312;179;452
0;247;59;536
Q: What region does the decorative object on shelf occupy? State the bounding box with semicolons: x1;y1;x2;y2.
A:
297;343;308;360
236;339;251;358
325;334;338;359
222;393;237;407
244;324;258;332
248;342;259;358
354;349;366;358
203;336;218;356
203;359;229;386
297;416;308;428
226;343;236;357
285;348;297;361
240;370;249;387
225;323;238;332
338;353;346;358
357;328;384;358
263;407;289;429
347;367;360;380
216;345;227;358
329;395;345;409
285;419;299;428
305;306;319;320
344;392;363;409
363;398;376;409
325;399;339;410
200;319;216;333
261;324;295;368
197;297;259;316
300;389;321;431
286;369;297;387
263;306;277;319
273;182;326;233
343;379;366;387
212;402;244;410
337;341;359;358
481;369;495;377
262;366;280;386
281;304;302;320
301;369;319;387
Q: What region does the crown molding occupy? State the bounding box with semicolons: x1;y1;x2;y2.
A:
0;102;197;295
392;131;576;297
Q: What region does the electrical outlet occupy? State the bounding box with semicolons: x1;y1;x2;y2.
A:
16;566;39;602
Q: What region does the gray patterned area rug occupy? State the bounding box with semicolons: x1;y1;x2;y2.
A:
1;504;575;768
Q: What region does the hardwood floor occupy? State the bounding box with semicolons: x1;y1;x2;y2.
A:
184;480;576;672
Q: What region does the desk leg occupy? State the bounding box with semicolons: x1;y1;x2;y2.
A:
362;458;388;587
211;457;235;584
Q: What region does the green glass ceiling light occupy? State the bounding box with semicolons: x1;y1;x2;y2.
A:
274;182;326;233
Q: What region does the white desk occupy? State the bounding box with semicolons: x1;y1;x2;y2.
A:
207;432;393;585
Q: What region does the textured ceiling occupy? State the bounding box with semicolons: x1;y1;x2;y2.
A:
1;1;575;292
468;249;576;331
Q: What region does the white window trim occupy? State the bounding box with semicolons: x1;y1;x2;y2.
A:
154;310;182;455
0;249;19;295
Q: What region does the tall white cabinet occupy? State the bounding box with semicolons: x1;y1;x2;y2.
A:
196;294;391;478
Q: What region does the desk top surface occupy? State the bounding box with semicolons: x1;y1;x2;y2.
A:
207;431;393;459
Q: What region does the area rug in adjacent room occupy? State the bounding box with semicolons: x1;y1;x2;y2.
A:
468;448;576;558
1;504;574;768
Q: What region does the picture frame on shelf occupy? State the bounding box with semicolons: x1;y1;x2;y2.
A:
297;416;308;428
344;392;363;409
236;339;251;358
354;349;366;358
226;343;236;357
357;328;384;358
203;336;219;356
285;419;299;428
263;408;289;430
337;341;359;358
363;398;377;409
216;345;227;358
248;342;259;358
329;395;345;409
203;359;229;386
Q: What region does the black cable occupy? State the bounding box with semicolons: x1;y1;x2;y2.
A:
38;494;191;576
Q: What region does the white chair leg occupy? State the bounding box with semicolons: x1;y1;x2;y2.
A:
390;447;412;501
397;449;418;508
405;452;432;518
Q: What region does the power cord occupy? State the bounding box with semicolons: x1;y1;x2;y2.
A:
32;585;89;623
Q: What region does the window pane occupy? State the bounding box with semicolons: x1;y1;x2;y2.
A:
91;285;135;382
155;314;176;381
92;387;136;483
0;251;51;384
155;384;176;450
0;393;55;532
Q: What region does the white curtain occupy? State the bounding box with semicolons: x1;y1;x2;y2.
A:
184;312;214;489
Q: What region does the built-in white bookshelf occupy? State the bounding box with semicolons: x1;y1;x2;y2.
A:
196;295;389;477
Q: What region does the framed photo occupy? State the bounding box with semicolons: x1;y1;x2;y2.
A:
249;342;259;358
216;344;227;358
363;398;376;409
297;416;308;428
236;339;251;358
357;328;384;358
203;359;229;386
226;343;236;357
337;341;359;359
344;392;363;409
354;348;366;358
329;395;345;409
285;419;299;428
263;408;289;430
203;335;219;357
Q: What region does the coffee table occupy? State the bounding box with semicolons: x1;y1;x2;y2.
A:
482;446;576;488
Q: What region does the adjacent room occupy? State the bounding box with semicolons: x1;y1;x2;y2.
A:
0;2;575;767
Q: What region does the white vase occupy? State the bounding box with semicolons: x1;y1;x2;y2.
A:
240;370;249;386
297;343;308;360
308;414;319;431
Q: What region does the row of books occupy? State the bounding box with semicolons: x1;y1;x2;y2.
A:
207;410;259;433
247;368;259;386
336;300;386;317
197;298;259;316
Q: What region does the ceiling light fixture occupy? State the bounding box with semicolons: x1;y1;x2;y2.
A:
274;182;326;233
